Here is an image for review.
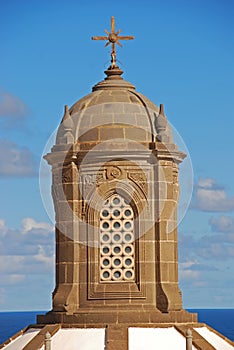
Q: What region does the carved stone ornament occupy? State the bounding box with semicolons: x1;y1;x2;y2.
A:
128;172;148;196
106;166;122;180
128;172;146;183
52;171;60;184
81;174;96;198
62;167;72;183
96;171;105;184
83;174;96;185
82;171;105;185
172;168;178;184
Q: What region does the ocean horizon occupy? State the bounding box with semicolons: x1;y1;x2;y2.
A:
0;309;233;345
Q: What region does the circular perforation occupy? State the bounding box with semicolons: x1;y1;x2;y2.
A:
100;232;111;244
101;269;111;281
124;269;135;281
111;244;122;256
101;245;111;256
100;208;111;220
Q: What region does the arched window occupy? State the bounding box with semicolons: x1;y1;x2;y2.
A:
100;194;135;282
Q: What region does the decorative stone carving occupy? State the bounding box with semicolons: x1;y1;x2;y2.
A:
106;166;122;180
62;105;74;144
52;171;60;184
80;171;106;202
81;175;95;199
81;169;104;184
128;172;148;196
62;167;72;183
155;104;171;143
172;166;179;200
83;174;96;185
96;171;105;184
172;167;178;184
128;172;146;183
156;104;167;134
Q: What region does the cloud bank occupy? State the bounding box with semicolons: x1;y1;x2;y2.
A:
191;178;234;212
0;139;38;177
0;218;54;288
0;90;28;127
0;217;54;310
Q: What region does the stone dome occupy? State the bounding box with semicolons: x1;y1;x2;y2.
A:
56;66;173;146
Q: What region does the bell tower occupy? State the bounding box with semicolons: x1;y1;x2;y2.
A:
2;16;233;350
38;16;196;328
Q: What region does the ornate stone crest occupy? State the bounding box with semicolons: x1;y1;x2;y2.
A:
106;166;122;180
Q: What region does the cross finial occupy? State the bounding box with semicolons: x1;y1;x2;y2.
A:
92;16;134;68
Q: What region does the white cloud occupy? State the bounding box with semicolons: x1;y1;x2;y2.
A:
180;269;200;280
0;90;28;127
22;218;53;234
0;219;7;237
198;178;216;189
209;215;234;233
180;261;196;269
0;255;25;273
179;261;200;281
0;216;55;308
209;243;223;257
0;218;54;281
192;177;234;212
1;274;26;285
34;245;54;266
180;226;234;261
0;139;37;177
34;246;55;269
179;260;219;291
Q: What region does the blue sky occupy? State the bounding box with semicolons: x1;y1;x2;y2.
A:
0;0;233;310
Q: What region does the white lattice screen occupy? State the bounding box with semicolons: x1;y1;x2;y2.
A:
100;194;135;282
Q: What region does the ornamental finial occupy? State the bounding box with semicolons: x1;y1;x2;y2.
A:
92;16;134;68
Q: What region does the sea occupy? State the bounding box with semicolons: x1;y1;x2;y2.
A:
0;309;233;345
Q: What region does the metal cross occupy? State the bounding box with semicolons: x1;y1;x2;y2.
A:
92;16;134;68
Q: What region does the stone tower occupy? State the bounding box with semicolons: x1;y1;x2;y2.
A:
39;55;196;328
2;17;233;350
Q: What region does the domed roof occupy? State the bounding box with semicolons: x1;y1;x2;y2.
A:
56;66;173;146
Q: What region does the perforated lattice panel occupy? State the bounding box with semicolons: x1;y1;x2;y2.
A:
100;194;135;282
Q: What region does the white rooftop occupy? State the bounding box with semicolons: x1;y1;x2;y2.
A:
194;327;234;350
1;325;233;349
39;328;105;350
1;328;40;350
129;327;198;350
